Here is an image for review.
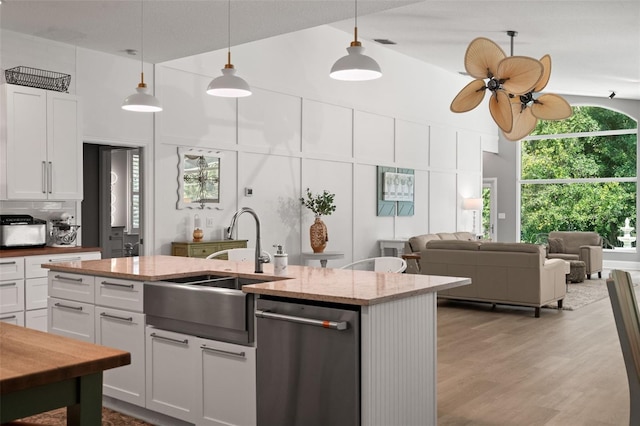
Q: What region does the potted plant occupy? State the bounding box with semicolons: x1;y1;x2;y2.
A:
300;188;336;253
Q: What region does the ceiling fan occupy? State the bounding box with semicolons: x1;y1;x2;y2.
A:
451;31;572;140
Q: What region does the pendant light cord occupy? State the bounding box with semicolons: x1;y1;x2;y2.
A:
226;0;232;66
140;0;145;84
354;0;358;42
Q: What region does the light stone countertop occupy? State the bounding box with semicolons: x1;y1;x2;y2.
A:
43;255;470;306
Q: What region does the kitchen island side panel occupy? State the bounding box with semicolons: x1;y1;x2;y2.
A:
360;291;437;426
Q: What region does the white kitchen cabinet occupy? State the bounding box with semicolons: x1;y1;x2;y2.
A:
25;308;48;331
48;272;95;304
95;276;143;312
1;84;82;200
0;311;24;326
145;326;197;423
195;337;257;426
48;295;95;342
0;277;24;314
96;307;145;406
0;257;25;280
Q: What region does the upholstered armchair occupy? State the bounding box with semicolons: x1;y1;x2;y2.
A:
546;231;603;279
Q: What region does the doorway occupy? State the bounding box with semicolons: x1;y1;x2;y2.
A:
483;178;497;241
83;143;144;258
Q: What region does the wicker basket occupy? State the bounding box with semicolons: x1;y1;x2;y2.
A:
5;66;71;93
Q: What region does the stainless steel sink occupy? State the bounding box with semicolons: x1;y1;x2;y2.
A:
144;274;273;345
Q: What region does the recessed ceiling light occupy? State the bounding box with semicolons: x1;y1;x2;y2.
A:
374;39;396;45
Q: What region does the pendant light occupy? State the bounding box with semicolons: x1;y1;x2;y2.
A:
122;0;162;112
330;0;382;81
206;0;251;97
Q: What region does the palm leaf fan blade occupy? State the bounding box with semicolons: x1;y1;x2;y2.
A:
534;54;552;92
489;90;513;133
497;56;543;95
450;79;487;113
531;94;573;120
503;104;537;141
464;37;506;79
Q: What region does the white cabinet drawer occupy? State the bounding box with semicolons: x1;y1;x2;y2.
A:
0;257;25;281
48;296;95;342
0;311;24;326
0;279;24;314
25;308;48;332
49;272;95;303
27;252;101;278
95;277;143;312
96;307;146;406
26;277;48;310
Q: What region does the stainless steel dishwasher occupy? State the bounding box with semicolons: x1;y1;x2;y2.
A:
255;297;360;426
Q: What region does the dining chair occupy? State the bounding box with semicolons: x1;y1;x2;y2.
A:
206;248;272;263
607;269;640;425
340;256;407;273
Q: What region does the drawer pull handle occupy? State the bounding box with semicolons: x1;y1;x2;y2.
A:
54;302;83;311
49;257;81;263
150;332;188;345
100;312;133;322
101;281;135;289
54;275;84;283
0;315;17;320
0;282;17;287
200;345;246;359
0;261;17;266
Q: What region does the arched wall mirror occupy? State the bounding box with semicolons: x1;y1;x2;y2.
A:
177;147;222;209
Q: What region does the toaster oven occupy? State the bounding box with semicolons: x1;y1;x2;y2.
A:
0;215;47;248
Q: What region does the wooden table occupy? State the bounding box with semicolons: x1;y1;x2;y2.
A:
0;323;130;425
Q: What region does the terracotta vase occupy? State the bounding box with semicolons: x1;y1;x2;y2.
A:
193;228;204;242
310;216;328;253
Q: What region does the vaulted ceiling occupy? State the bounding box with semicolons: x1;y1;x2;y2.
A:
2;1;639;101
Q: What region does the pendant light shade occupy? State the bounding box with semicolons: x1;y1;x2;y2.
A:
122;0;162;112
122;74;162;112
330;0;382;82
207;0;251;98
330;41;382;81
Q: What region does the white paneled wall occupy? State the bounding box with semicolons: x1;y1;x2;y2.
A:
354;111;395;165
301;99;352;160
429;171;457;232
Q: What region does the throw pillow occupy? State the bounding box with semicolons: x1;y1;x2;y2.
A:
548;237;565;253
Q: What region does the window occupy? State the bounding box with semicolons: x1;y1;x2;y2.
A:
519;106;638;248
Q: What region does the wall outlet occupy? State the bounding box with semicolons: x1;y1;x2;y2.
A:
206;217;215;228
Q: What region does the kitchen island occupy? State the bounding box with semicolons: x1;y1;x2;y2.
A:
44;255;470;426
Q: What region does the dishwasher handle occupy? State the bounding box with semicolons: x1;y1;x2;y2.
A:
255;309;348;331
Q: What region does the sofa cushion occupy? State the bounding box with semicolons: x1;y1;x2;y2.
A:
436;232;458;240
454;232;476;241
408;234;441;252
548;237;565;253
426;240;480;250
478;242;544;255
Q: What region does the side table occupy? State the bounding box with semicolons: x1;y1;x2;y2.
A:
301;251;345;268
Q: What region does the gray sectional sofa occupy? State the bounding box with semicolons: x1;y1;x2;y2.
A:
418;240;568;317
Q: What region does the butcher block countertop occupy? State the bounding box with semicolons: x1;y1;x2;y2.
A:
43;255;470;306
0;322;130;394
0;246;101;258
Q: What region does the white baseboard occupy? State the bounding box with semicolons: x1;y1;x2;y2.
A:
103;396;193;426
604;260;640;271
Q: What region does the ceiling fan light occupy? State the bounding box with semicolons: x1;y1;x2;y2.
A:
122;84;162;112
330;45;382;81
206;66;252;98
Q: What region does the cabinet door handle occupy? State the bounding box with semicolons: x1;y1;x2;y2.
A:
42;161;47;193
0;282;17;287
101;281;135;289
54;274;84;283
54;302;83;311
48;161;53;194
100;312;133;322
0;261;17;266
0;315;17;320
49;256;82;263
200;345;246;359
150;332;188;345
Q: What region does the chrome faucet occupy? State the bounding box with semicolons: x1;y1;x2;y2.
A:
226;207;270;273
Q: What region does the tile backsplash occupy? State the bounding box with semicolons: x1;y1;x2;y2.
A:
0;200;78;223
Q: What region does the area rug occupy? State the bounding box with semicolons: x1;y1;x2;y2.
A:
16;407;153;425
544;269;640;311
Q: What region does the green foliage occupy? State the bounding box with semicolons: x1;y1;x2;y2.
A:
300;188;336;216
521;107;637;245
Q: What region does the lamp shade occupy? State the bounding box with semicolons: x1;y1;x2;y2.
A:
206;67;252;98
463;198;482;210
121;84;162;112
330;45;382;81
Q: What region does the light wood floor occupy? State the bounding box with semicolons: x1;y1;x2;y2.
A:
437;283;631;426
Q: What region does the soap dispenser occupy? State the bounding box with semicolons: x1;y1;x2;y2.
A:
273;244;288;276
